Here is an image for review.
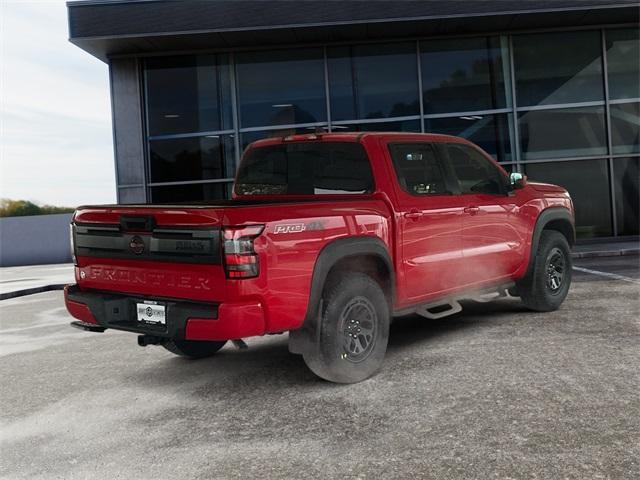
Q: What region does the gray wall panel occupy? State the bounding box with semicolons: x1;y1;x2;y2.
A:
117;186;146;205
110;58;147;200
0;214;73;267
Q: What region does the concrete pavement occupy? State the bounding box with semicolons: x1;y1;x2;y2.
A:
0;255;638;479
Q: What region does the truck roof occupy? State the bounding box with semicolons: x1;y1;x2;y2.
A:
248;131;464;148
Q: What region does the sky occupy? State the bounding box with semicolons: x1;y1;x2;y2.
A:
1;0;116;207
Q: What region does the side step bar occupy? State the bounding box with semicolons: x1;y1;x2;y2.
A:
70;321;106;333
411;283;514;321
416;300;462;320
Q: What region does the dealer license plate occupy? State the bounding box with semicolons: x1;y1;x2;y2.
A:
136;302;166;325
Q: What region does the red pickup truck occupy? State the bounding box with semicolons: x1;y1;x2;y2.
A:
66;132;574;383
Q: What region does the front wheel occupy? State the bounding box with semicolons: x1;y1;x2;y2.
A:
162;339;227;359
303;273;390;383
518;230;572;312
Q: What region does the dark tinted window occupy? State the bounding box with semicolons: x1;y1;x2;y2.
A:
425;114;513;162
389;143;448;195
328;43;419;121
235;142;373;195
613;157;639;236
236;48;326;128
513;31;603;106
606;28;640;100
518;106;606;160
420;36;510;114
335;119;421;133
610;102;640;155
151;182;230;203
149;135;235;183
446;144;505;195
145;55;232;136
241;127;326;150
525;160;612;237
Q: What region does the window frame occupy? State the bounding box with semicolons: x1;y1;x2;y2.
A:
387;141;456;197
440;142;510;196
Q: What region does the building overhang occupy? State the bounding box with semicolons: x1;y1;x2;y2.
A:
67;0;640;62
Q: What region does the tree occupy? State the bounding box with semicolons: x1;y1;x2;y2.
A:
0;199;74;217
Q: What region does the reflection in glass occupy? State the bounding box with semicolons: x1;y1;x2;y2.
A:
525;160;612;237
518;107;606;160
613;157;639;235
513;31;603;106
241;126;327;151
236;48;326;128
328;43;419;121
149;135;235;183
151;182;230;203
425;114;513;162
606;28;640;100
145;55;232;136
420;36;510;114
333;119;421;133
610;102;640;154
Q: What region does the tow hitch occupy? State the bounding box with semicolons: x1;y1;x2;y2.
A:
137;335;163;347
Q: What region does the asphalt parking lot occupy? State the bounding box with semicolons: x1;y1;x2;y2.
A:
1;256;639;479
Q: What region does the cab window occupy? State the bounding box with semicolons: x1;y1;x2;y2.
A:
235;142;373;195
446;143;506;195
389;143;449;195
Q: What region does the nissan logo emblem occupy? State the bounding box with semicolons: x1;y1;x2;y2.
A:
129;235;145;255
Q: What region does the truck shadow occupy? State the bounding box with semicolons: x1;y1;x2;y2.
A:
125;298;529;390
387;297;528;352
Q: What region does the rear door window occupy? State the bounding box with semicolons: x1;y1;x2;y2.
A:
388;143;449;195
235;142;373;195
445;143;506;195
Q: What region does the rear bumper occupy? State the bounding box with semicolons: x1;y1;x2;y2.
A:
64;285;265;341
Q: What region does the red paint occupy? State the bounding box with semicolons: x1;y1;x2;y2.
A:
64;286;98;324
65;132;574;341
185;302;266;341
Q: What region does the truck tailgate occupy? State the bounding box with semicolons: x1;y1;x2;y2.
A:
73;206;227;302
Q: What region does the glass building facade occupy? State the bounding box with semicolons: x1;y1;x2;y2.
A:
134;27;638;238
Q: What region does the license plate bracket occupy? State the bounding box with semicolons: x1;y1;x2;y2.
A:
136;301;166;325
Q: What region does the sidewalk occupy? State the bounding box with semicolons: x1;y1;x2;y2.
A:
572;240;640;259
0;239;638;300
0;264;73;300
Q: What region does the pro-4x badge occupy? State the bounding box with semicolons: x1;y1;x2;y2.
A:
274;224;306;234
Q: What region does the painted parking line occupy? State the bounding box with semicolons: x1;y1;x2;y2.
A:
572;266;640;285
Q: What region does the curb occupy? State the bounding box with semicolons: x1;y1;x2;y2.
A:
0;284;67;301
571;248;640;259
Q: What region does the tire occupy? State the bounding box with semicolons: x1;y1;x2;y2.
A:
303;273;390;384
162;339;227;359
518;230;572;312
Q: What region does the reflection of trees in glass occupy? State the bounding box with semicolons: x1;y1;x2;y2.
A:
266;105;317;126
437;59;492;89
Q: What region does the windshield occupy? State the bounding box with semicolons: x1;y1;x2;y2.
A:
234;142;374;196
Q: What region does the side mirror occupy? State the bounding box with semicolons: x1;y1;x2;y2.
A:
510;172;527;189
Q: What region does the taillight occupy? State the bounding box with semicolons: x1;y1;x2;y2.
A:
222;225;264;279
69;223;77;265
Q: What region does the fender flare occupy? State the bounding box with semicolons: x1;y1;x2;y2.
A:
526;207;575;274
289;236;394;354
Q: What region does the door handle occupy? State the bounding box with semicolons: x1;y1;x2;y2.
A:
464;206;480;215
404;209;422;221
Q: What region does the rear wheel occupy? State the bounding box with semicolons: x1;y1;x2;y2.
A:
518;230;572;312
162;339;227;359
303;273;390;383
